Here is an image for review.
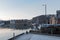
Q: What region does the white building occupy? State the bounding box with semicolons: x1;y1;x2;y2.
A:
10;20;15;28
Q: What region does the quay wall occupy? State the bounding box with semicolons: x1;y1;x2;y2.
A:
8;33;24;40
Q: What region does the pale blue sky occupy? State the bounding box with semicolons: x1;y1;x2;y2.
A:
0;0;60;20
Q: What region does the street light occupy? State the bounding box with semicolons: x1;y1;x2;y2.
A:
43;4;47;24
43;4;47;16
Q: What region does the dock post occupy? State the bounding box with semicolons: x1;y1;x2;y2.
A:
13;33;15;40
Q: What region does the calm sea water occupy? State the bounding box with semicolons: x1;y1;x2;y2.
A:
0;28;30;40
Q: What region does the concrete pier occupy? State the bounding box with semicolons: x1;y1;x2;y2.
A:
8;33;60;40
8;33;24;40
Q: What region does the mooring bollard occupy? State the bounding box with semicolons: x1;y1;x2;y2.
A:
13;33;15;40
26;31;28;34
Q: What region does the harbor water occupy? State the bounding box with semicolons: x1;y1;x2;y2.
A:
0;28;30;40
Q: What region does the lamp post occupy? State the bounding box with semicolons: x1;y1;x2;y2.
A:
43;4;47;16
43;4;47;24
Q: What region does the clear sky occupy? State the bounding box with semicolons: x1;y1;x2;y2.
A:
0;0;60;20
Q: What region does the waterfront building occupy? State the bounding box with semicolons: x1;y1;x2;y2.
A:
10;20;15;28
49;16;57;24
56;10;60;24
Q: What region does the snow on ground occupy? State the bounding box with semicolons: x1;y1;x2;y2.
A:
15;34;60;40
